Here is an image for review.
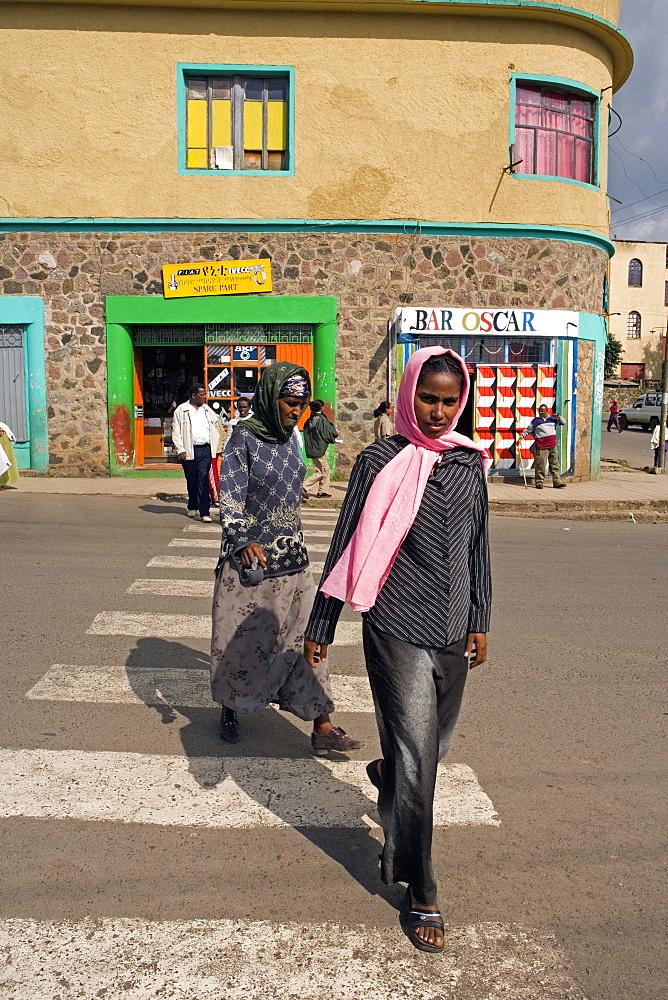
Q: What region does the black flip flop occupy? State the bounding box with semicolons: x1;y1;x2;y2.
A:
403;887;445;953
366;759;382;792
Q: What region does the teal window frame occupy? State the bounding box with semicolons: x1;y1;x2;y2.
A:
509;74;602;191
177;63;295;177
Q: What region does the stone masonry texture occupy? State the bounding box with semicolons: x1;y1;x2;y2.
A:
0;231;608;476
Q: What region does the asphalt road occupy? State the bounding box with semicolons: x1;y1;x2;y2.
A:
0;493;665;999
600;419;657;468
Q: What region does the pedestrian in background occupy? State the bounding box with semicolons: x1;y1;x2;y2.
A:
519;404;567;489
228;396;253;428
607;399;622;433
373;401;394;441
304;346;491;953
212;362;363;755
650;420;667;470
0;421;19;489
172;384;225;522
302;400;338;498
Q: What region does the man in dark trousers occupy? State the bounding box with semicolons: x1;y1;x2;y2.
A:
172;384;224;521
519;403;567;489
303;400;338;498
607;399;622;432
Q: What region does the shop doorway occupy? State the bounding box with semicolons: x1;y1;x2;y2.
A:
130;327;314;468
134;345;203;463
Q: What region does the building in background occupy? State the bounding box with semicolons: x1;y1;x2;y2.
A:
608;241;668;381
0;0;632;479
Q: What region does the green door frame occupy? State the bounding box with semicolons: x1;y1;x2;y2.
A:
105;294;337;476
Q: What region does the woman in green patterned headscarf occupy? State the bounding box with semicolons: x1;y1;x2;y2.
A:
210;361;363;755
241;361;311;444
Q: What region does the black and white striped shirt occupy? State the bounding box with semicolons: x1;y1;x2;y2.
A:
305;436;491;648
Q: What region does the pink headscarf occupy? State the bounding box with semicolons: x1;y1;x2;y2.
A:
320;346;491;613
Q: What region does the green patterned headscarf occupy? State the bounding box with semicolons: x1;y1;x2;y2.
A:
240;361;311;444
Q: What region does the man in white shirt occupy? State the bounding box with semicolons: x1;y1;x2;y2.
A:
172;384;224;522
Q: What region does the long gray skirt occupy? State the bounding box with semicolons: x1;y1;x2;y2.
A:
210;564;334;722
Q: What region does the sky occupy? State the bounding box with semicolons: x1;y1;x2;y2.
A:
608;0;668;242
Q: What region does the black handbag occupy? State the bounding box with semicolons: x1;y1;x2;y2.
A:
229;553;265;588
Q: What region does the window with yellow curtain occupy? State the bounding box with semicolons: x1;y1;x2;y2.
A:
185;74;289;171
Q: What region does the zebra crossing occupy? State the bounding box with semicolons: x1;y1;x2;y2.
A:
1;502;584;998
0;916;583;1000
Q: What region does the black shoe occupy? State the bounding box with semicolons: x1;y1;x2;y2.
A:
311;726;364;755
219;707;240;743
366;759;382;792
553;482;567;488
535;483;543;489
316;492;332;498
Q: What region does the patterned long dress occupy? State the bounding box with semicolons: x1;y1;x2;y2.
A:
210;424;334;722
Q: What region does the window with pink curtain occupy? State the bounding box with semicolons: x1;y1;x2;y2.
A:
514;83;595;183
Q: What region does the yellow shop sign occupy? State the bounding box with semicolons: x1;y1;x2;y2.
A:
162;258;272;298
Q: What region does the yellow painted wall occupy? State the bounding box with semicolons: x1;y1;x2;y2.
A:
2;2;621;231
609;241;668;379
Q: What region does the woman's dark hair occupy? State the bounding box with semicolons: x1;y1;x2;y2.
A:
309;400;323;413
373;400;390;418
416;354;464;390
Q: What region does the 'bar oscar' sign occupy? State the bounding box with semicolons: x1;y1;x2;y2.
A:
162;258;272;299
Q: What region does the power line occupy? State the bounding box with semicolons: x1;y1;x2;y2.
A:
611;184;668;217
608;147;666;210
612;199;668;228
612;135;668;187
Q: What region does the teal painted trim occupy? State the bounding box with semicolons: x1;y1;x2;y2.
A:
578;311;607;478
510;74;602;191
0;296;48;472
0;219;615;257
177;64;295;177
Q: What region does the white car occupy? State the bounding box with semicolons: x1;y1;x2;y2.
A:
619;393;663;432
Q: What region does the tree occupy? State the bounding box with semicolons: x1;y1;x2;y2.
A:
605;333;623;379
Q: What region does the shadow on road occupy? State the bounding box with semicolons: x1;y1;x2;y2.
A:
123;636;397;907
138;503;190;516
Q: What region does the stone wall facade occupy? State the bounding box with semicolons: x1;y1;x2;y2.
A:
0;230;608;476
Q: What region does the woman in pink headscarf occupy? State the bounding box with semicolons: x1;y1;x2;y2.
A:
304;347;491;953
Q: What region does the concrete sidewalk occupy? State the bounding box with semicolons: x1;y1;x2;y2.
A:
486;470;668;519
5;468;668;519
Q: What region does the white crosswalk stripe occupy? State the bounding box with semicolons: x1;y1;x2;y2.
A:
183;522;332;537
167;537;330;552
88;612;211;637
0;917;580;1000
11;511;528;995
147;554;326;572
26;664;375;712
127;578;213;596
87;613;361;643
148;555;218;570
0;749;499;829
168;537;219;549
